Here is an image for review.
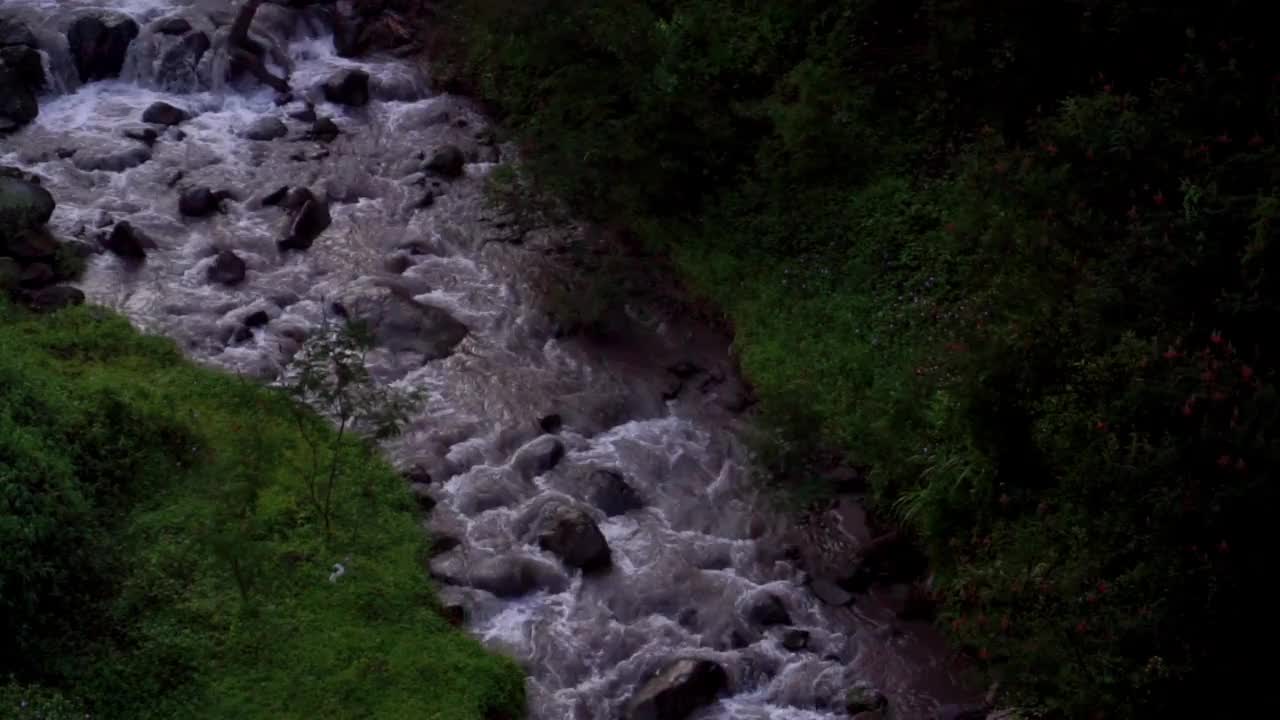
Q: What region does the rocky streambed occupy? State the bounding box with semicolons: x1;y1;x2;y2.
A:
0;2;986;718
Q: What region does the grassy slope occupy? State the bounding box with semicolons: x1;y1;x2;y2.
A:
0;304;524;720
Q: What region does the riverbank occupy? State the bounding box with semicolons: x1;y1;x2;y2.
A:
0;302;525;719
429;1;1279;717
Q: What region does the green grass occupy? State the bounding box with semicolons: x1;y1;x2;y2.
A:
0;302;524;720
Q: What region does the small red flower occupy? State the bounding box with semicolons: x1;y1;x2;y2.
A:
1236;458;1248;473
945;222;958;234
1094;420;1108;432
1218;540;1230;554
1178;64;1188;77
1097;580;1109;595
1103;84;1113;94
978;648;991;661
1217;132;1232;145
994;161;1009;175
1210;332;1224;345
1127;205;1139;220
1086;148;1096;161
1153;191;1166;207
1241;365;1254;381
1000;616;1011;632
1250;133;1265;148
1044;143;1059;156
1163;348;1182;360
1076;621;1089;635
1198;143;1211;155
951;618;965;630
1182;402;1194;417
1217;455;1232;467
1201;370;1216;383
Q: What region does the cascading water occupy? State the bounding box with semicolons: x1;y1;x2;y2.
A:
0;2;980;718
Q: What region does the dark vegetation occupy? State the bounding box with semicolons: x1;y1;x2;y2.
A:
0;303;523;719
434;1;1280;716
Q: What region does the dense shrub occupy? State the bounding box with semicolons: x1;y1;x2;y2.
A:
438;0;1280;715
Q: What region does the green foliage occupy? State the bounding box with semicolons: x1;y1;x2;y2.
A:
0;302;524;719
440;0;1280;716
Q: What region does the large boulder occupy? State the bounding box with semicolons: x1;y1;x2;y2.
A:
67;12;140;83
142;101;189;126
743;591;792;628
531;502;611;572
0;174;56;232
277;188;331;251
322;69;370;107
155;31;211;92
178;187;232;218
207;249;247;286
26;285;85;313
626;658;728;720
425;145;466;179
344;287;469;360
511;435;566;481
0;16;38;49
1;44;45;92
152;17;192;36
101;221;155;259
242;116;287;141
0;63;38;133
467;556;568;598
586;469;644;517
72;145;152;173
846;687;889;716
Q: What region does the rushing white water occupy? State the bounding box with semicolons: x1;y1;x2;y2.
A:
1;2;978;718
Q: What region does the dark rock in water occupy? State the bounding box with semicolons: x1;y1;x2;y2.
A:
532;502;612;572
277;189;331;251
425;145;466;178
744;592;792;627
626;658;728;720
242;310;270;328
2;228;58;261
935;704;990;720
383;253;412;275
511;435;566;481
242;116;287;141
428;535;460;557
538;414;563;434
0;16;38;49
142;101;189;126
468;556;568;598
231;325;253;344
26;285;85;313
587;469;644;517
287;103;317;123
0;63;38;133
71;145;152;173
261;185;290;207
207;249;247;286
403;464;432;485
0;174;56;232
156;31;210;91
179;187;231;218
439;603;465;627
152;17;192;35
414;190;436;209
322;69;370;107
102;221;155;259
409;483;436;511
1;45;45;92
122;125;159;145
67;12;140;83
810;577;854;607
310;117;340;141
18;263;55;289
332;15;361;58
846;687;889;716
346;289;468;360
781;629;810;651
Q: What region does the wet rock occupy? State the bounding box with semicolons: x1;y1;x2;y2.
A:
142;101;189;126
231;325;253;344
413;190;436;209
0;16;38;49
846;687;889;716
287;103;317;123
810;577;854;607
538;414;563;434
936;704;990;720
409;483;437;511
383;253;411;274
1;228;58;261
428;535;460;557
439;603;465;626
71;145;152;173
586;469;644;517
533;502;611;572
322;68;370;107
468;556;568;598
346;288;468;360
511;435;565;481
26;285;85;313
744;592;792;627
310;117;340;141
242;310;270;328
781;629;810;652
260;185;290;207
18;263;55;289
425;145;466;179
207;249;247;286
242;116;287;141
277;189;331;251
0;64;37;133
67;12;140;83
626;658;728;720
0;175;55;232
153;17;192;35
179;187;232;218
122;125;159;145
102;221;155;259
1;44;44;91
156;31;211;92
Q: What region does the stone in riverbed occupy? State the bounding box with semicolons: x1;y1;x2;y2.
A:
467;556;568;598
310;117;340;141
744;591;792;627
207;249;247;286
321;69;370;107
242;116;288;141
0;16;38;48
101;221;155;259
531;501;611;572
586;469;644;517
0;64;38;133
142;101;190;126
156;31;211;92
846;687;889;716
781;629;810;651
810;577;854;607
67;12;140;83
277;189;331;251
425;144;466;178
344;287;468;360
0;174;56;231
179;187;232;218
511;435;565;481
152;17;192;35
72;145;152;172
626;658;728;720
122;125;159;145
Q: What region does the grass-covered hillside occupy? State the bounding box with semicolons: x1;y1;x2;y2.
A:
433;0;1280;716
0;302;524;719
